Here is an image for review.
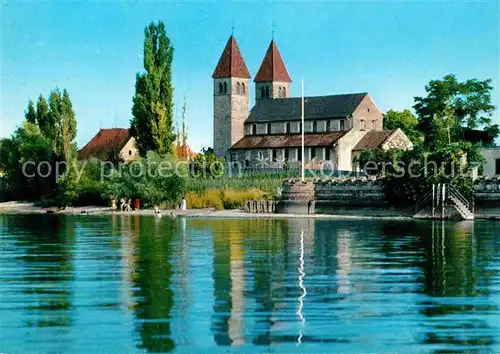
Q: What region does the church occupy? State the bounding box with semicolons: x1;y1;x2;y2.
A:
212;36;413;171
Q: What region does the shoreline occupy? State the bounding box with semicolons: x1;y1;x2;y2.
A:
0;201;413;220
2;201;499;221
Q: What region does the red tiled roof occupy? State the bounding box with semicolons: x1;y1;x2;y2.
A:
212;36;251;79
231;132;346;149
78;128;132;161
352;131;394;151
254;40;291;83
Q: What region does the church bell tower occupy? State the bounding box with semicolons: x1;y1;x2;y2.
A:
254;40;292;101
212;36;251;159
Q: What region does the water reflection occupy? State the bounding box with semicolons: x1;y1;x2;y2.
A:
19;216;75;328
127;215;176;353
25;217;73;329
1;215;499;353
421;221;477;297
418;221;498;350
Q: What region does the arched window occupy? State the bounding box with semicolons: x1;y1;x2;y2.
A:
219;82;223;94
242;83;246;94
261;86;265;98
278;87;282;98
236;82;241;94
265;86;270;98
223;82;228;94
283;87;287;97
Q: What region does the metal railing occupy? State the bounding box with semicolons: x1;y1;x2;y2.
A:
448;184;474;213
415;190;433;213
414;183;475;218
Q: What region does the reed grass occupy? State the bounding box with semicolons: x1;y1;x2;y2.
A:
185;174;288;195
185;188;270;210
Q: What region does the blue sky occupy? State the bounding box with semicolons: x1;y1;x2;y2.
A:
1;0;499;152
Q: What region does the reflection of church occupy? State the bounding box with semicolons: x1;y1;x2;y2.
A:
209;218;357;345
204;218;497;348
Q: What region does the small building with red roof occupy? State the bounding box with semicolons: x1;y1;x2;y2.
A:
77;128;139;162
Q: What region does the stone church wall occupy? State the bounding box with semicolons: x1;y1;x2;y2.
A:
230;147;337;170
351;95;383;131
213;78;249;158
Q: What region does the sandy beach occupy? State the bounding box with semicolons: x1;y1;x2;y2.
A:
0;201;415;220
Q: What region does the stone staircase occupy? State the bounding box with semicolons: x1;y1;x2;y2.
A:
447;184;474;220
448;195;474;220
413;183;474;220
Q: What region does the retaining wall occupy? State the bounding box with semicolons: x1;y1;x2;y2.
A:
270;177;500;218
275;178;411;216
473;178;500;219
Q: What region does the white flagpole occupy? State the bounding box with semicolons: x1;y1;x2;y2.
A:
301;78;305;182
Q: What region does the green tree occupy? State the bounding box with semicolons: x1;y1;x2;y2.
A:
383;109;423;144
42;89;78;161
0;122;56;201
60;89;77;161
36;95;50;135
47;90;62;152
0;89;78;204
190;147;226;178
25;100;37;124
131;21;175;156
55;165;77;209
414;74;498;149
106;153;185;207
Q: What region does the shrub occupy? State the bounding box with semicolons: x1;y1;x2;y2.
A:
185;175;284;197
221;188;268;209
73;158;109;206
54;169;77;209
106;152;186;208
186;190;224;210
73;182;108;206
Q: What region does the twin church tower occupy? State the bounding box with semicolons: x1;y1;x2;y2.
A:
212;36;291;158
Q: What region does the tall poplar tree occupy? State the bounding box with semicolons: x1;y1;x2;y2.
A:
61;89;77;161
44;89;77;160
48;89;63;153
24;100;37;124
131;21;175;156
36;95;50;134
23;89;77;161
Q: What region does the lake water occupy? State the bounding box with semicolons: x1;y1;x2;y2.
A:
1;215;499;353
